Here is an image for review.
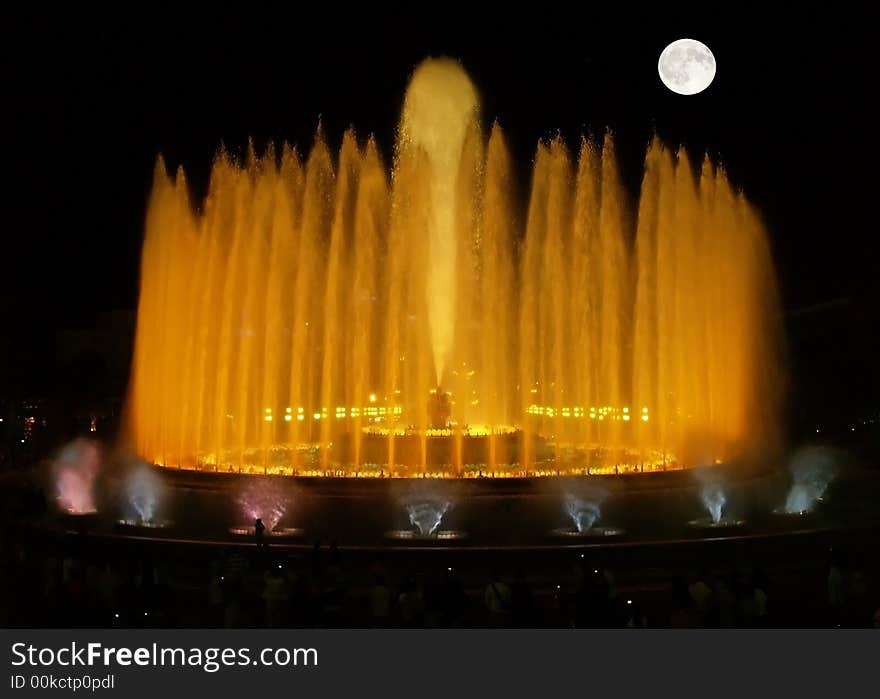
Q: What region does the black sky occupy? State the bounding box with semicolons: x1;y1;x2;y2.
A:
2;2;876;433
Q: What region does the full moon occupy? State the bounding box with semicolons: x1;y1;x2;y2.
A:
658;38;716;95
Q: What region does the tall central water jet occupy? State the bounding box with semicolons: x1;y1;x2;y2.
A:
399;58;480;383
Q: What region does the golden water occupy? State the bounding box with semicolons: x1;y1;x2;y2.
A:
126;58;783;476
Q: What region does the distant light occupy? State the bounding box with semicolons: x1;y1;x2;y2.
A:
641;415;649;422
285;407;292;414
313;413;321;420
114;613;119;618
369;393;377;403
284;415;292;422
265;408;272;414
642;407;649;414
264;415;272;422
297;415;304;421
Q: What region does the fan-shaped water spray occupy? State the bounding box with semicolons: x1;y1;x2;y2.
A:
126;57;784;477
405;498;451;536
552;487;624;538
235;478;291;532
565;492;602;532
700;481;726;524
386;483;465;540
689;469;744;531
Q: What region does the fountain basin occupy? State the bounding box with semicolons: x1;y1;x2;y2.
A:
228;525;304;538
772;507;816;520
384;529;468;542
550;526;626;539
58;507;98;516
686;517;746;532
115;518;173;531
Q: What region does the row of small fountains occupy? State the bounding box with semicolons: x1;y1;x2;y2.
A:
219;475;831;542
555;447;837;538
52;439;837;542
552;489;825;540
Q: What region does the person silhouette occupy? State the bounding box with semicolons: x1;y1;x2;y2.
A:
254;518;266;549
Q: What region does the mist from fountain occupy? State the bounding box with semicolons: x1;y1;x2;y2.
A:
122;464;166;526
687;467;745;530
236;478;289;531
700;482;727;524
564;492;603;532
405;498;452;536
782;447;837;514
53;439;101;514
552;487;623;538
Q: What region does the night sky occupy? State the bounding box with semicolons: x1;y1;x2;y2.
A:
2;3;876;436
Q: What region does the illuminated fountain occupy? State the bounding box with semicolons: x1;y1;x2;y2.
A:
53;439;101;516
407;499;450;536
775;446;837;517
126;57;784;478
552;489;624;538
386;484;466;540
229;478;302;537
688;469;745;531
117;463;171;529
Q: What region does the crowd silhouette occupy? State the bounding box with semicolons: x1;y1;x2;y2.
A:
0;521;877;629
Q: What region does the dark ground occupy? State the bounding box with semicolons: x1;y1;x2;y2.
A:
1;517;877;629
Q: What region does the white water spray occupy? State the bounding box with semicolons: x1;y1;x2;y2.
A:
783;446;837;514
